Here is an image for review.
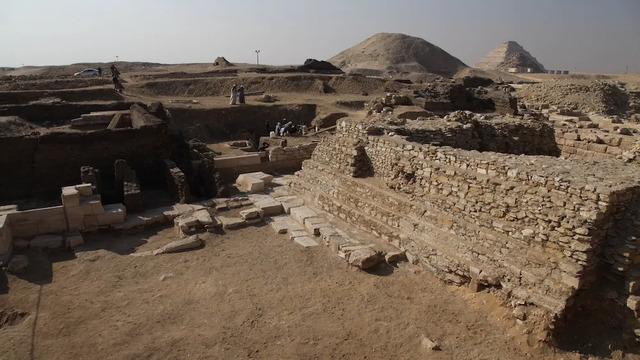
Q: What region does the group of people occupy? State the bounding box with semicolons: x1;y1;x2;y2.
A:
230;84;245;105
274;119;302;137
110;64;124;93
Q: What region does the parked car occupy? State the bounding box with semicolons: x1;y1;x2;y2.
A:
73;68;100;77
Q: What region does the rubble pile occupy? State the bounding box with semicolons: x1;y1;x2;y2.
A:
517;81;630;115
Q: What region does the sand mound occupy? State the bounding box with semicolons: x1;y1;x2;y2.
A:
476;41;546;73
329;33;467;78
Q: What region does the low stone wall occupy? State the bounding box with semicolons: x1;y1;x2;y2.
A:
268;143;317;162
8;205;67;238
555;127;638;160
292;119;640;330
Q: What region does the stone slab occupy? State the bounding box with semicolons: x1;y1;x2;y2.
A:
240;208;263;220
214;153;261;169
275;196;305;214
290;206;318;225
218;216;247;230
303;217;330;236
293;236;319;247
269;216;304;234
30;234;64;249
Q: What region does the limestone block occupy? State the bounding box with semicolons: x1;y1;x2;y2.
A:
275;196;305;214
66;205;84;219
289;230;309;240
112;215;146;230
303;217;330;236
627;295;640;312
326;235;348;252
218;216;247;230
348;248;381;269
65;233;84;248
269;216;304;234
290;206;318;225
238;178;265;193
174;216;199;233
193;209;215;225
101;204;126;225
61;186;80;207
293;236;319;247
253;198;283;216
84;215;99;231
135;207;168;226
30;234;64;249
76;183;94;197
240;208;263;220
214;153;261;169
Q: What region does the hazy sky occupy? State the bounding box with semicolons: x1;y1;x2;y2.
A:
2;0;639;73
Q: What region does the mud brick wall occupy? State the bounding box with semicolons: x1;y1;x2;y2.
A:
293;119;640;317
167;104;317;142
0;102;133;125
0;124;170;202
163;159;192;203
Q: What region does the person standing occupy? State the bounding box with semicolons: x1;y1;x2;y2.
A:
275;122;281;137
97;67;102;76
230;84;238;105
238;85;245;105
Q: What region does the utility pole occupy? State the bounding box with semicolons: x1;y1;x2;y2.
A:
626;65;629;74
255;50;260;66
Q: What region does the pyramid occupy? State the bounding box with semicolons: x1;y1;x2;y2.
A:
475;41;546;73
329;33;467;78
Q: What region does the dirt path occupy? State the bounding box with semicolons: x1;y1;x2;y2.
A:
0;222;576;360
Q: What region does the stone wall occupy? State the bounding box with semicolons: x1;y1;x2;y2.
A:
370;117;559;156
292;119;640;325
268;143;317;162
555;127;638;160
0;122;170;202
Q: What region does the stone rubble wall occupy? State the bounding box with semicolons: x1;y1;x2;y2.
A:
292;119;640;318
0;214;12;263
268;143;317;162
555;127;639;160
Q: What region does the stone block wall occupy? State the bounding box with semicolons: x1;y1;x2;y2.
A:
163;159;192;203
555;127;638;160
268;143;318;162
292;119;640;322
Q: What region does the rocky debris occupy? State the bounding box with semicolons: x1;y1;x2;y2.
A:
0;116;40;137
366;93;413;115
347;248;381;269
256;94;278;103
385;250;406;263
513;306;527;321
239;208;263;220
420;336;441;351
311;112;348;129
7;255;28;274
297;59;343;73
517;81;630;115
457;76;494;88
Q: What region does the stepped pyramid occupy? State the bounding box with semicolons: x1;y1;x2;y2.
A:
475;41;546;73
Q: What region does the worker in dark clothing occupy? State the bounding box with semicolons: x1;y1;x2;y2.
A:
238;85;246;105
